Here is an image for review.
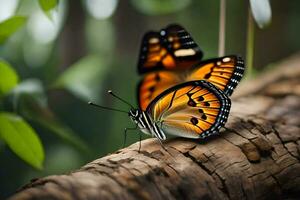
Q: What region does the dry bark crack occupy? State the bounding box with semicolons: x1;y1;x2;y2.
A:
9;54;300;200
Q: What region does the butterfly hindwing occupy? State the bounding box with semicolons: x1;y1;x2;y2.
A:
187;55;245;96
146;80;231;139
137;24;203;74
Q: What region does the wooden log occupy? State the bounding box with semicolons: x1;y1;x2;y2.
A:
9;54;300;200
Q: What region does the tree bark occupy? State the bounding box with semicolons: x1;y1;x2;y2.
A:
10;54;300;200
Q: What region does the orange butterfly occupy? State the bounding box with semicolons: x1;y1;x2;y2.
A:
90;24;244;149
133;24;244;142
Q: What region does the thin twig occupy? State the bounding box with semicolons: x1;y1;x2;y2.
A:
218;0;226;57
246;6;255;76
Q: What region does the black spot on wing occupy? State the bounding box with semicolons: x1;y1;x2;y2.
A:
201;114;207;120
190;117;198;125
204;102;210;106
188;99;197;107
198;96;204;101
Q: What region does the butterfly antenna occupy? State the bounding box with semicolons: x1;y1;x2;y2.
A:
88;101;128;114
108;90;134;108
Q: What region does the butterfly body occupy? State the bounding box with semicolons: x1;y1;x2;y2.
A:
129;109;167;140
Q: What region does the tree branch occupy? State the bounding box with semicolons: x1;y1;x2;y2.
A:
10;54;300;200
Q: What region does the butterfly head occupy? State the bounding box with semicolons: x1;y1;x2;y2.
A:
128;108;141;122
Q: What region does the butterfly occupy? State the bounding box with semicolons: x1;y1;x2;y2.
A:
133;24;245;143
89;24;245;149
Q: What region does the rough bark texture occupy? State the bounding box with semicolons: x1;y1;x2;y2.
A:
10;54;300;200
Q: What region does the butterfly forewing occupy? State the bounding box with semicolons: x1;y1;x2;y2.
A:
146;80;231;139
164;24;203;67
138;24;203;74
187;55;245;96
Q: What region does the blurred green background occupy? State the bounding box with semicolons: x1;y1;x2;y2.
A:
0;0;299;198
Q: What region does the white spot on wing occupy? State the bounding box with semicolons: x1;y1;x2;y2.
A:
174;49;196;57
222;57;231;62
160;30;166;36
149;38;159;44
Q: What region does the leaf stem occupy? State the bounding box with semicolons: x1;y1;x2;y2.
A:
218;0;226;57
246;6;255;76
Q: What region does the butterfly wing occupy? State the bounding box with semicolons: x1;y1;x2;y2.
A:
146;80;231;139
137;24;203;74
138;55;244;110
138;71;180;111
186;55;245;96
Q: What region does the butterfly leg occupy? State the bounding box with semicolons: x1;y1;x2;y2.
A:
138;131;142;152
123;125;138;148
155;137;167;151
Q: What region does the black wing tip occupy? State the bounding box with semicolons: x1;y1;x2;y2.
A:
165;23;185;30
142;31;160;39
219;55;245;96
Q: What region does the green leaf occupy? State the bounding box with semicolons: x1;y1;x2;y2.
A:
0;16;27;44
249;0;272;29
0;112;44;169
0;60;19;96
52;55;109;102
131;0;191;15
38;0;58;18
